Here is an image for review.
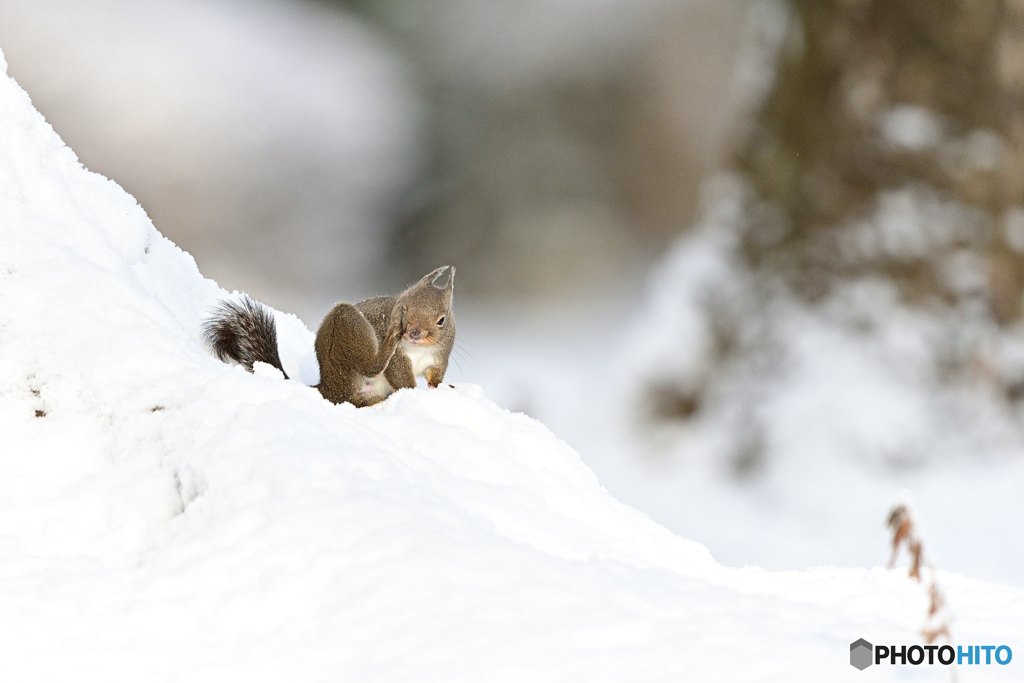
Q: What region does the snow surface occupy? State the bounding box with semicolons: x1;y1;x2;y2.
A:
460;174;1024;590
1;47;1023;681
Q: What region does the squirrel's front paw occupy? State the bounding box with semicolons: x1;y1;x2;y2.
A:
387;304;407;336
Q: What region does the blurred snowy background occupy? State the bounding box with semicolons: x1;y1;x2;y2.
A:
4;0;1024;586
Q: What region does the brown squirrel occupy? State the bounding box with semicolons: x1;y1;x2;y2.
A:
203;266;456;407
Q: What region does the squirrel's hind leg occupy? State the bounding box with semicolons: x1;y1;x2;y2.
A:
315;302;403;406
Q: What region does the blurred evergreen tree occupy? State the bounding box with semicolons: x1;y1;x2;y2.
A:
739;0;1024;321
638;0;1024;473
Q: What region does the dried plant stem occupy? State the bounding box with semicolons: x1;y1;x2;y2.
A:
886;503;957;682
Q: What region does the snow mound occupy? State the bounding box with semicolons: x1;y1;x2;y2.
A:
1;49;1022;681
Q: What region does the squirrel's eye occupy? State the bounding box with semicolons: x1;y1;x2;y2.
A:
437;316;445;326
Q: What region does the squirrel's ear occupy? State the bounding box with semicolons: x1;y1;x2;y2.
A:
442;266;455;306
417;265;449;289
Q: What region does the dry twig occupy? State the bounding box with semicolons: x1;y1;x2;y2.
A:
886;503;954;650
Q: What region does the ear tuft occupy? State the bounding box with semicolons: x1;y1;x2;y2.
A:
417;265;449;288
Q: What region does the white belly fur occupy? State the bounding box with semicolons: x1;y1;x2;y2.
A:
358;372;393;398
402;340;437;378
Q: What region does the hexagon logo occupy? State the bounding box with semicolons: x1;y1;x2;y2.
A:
850;639;873;670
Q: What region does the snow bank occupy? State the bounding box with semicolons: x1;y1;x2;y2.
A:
569;171;1024;583
1;48;1021;681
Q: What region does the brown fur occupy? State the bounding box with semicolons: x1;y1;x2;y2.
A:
314;302;403;407
202;295;288;378
203;266;456;408
352;266;456;393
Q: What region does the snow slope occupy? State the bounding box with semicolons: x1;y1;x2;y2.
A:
0;48;1021;681
0;0;419;309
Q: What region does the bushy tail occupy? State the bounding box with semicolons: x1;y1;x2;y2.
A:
202;295;289;379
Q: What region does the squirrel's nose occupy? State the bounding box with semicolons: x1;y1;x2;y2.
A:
408;328;425;340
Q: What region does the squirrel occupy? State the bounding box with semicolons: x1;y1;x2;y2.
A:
202;265;456;407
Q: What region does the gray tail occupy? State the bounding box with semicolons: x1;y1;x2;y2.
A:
202;295;289;379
